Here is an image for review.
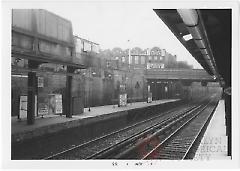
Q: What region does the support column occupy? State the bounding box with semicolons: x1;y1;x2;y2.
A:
224;92;231;156
27;60;38;125
65;66;75;118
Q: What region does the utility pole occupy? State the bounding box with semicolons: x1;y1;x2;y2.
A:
127;39;132;104
128;40;131;67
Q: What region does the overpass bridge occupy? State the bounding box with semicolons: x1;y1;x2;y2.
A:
145;69;215;82
145;68;216;101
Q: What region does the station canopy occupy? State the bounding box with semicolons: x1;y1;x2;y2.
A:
154;9;231;87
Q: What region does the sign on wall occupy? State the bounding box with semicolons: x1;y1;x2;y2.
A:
119;84;126;93
38;77;44;87
19;95;27;118
38;105;48;115
38;100;48;116
55;94;63;114
147;63;165;69
119;93;127;107
118;83;127;107
19;95;38;118
38;93;49;116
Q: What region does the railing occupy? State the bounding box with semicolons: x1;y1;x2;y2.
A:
145;69;214;81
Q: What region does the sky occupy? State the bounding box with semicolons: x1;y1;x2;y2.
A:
46;2;202;68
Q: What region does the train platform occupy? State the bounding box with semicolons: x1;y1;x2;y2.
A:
193;100;231;160
11;99;180;143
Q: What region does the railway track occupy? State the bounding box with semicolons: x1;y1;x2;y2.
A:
44;98;210;160
141;100;218;160
116;96;219;160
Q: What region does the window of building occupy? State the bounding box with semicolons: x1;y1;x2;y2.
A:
141;56;145;64
92;44;99;53
160;63;165;69
149;56;152;61
135;56;139;64
154;56;158;60
122;56;126;63
83;41;91;52
75;39;82;53
161;49;166;56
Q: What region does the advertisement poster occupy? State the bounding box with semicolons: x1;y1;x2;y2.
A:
19;95;27;118
48;94;63;114
119;93;127;107
55;94;63;114
38;94;49;116
37;77;44;88
19;95;37;118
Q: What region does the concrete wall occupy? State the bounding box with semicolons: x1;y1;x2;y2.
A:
126;72;146;102
11;76;28;116
183;82;223;101
83;68;147;107
13;67;222;117
11;69;184;117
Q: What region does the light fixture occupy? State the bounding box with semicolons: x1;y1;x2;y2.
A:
178;9;217;77
183;34;193;41
177;9;198;26
12;74;28;78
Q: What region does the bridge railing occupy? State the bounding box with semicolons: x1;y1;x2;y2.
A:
145;69;213;80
